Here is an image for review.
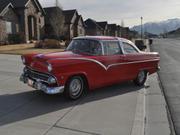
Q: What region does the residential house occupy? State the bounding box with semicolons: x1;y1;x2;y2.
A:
116;25;122;37
129;30;139;39
63;9;85;41
74;15;85;37
84;18;103;36
0;1;15;43
97;21;108;36
0;0;45;43
107;24;118;37
121;27;130;39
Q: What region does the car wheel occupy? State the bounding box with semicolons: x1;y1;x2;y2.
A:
134;71;147;86
65;76;85;100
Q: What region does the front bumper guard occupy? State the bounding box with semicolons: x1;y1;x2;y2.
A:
20;74;64;95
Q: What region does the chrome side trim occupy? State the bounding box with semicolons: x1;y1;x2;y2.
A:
51;58;159;71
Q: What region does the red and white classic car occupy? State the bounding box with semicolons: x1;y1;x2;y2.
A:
20;36;160;99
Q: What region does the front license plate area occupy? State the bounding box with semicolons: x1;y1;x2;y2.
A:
28;79;34;87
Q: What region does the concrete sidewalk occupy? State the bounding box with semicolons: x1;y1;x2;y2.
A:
144;42;172;135
145;74;171;135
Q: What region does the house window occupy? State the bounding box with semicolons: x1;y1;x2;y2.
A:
16;24;19;33
6;21;12;34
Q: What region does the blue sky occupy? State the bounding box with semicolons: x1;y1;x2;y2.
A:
39;0;180;27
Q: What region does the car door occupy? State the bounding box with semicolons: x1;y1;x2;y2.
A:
95;41;127;84
121;41;142;80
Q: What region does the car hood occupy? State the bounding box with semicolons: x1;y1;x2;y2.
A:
34;51;82;61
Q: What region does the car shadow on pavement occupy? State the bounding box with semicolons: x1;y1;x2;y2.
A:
0;81;142;127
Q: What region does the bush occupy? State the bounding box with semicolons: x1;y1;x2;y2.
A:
35;39;61;49
8;34;23;44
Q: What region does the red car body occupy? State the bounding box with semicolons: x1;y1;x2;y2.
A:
20;36;160;99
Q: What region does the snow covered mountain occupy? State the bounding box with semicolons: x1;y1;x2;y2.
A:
131;18;180;35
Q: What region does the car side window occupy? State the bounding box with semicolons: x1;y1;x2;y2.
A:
123;42;138;54
67;39;102;56
89;40;102;55
103;41;122;55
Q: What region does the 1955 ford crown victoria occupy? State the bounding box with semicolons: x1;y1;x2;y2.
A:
20;36;160;100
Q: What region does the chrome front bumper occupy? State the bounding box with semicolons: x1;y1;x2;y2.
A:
20;74;64;95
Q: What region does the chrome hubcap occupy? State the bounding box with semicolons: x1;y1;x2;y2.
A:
138;71;145;83
69;78;82;96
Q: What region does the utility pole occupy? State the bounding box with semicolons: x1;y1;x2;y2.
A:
141;17;143;39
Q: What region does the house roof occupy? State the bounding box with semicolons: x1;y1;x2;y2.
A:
108;24;117;30
97;21;108;29
74;15;85;26
0;0;45;15
0;0;12;15
63;9;77;24
9;0;29;8
84;18;103;30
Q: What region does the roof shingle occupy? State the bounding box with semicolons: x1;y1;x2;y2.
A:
0;0;11;14
0;0;45;15
63;9;77;24
97;21;108;29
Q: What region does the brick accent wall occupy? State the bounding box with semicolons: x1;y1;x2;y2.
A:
0;19;7;43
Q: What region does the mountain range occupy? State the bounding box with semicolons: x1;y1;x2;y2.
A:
131;18;180;35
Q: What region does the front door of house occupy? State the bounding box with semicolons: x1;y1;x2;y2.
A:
28;16;37;40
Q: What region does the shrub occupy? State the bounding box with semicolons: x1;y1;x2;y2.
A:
8;34;23;44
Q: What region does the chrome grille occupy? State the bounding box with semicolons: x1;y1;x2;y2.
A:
26;68;50;82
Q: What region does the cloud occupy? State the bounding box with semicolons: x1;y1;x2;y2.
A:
39;0;180;27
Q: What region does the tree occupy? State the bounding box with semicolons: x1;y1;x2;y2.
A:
46;6;65;39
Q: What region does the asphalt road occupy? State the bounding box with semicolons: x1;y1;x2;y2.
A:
151;38;180;135
0;53;170;135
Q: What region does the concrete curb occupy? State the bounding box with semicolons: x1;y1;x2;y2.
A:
131;88;146;135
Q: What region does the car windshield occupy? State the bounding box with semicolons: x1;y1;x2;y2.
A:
66;39;102;56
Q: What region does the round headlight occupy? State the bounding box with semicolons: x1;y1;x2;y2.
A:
47;63;52;72
21;56;26;64
48;77;56;84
